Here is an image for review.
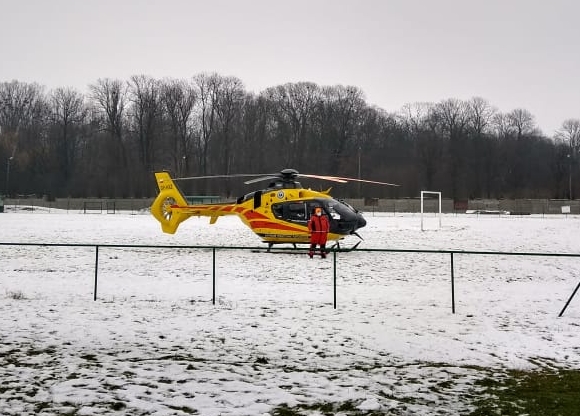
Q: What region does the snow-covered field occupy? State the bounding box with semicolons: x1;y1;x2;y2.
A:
1;208;579;415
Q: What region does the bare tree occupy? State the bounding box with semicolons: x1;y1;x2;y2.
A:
127;75;161;173
317;85;366;174
465;97;498;198
0;80;45;132
508;108;536;139
265;82;320;167
466;97;496;136
160;78;197;175
434;98;469;198
555;119;580;199
498;109;539;197
48;87;88;187
491;112;514;139
435;98;468;140
0;81;47;195
555;119;580;155
398;102;443;193
213;75;245;179
398;102;434;133
194;73;221;175
89;78;128;167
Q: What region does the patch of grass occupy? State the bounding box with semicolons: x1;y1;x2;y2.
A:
6;290;26;300
470;369;580;416
102;381;124;391
255;356;268;365
24;387;38;397
0;348;20;359
271;400;388;416
158;377;173;384
34;402;51;413
110;401;127;411
80;353;98;361
337;401;359;411
27;346;56;356
167;404;198;414
270;404;303;416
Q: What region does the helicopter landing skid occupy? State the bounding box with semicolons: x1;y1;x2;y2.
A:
329;241;361;252
252;241;361;254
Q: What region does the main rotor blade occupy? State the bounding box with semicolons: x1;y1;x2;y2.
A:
171;171;398;186
244;175;280;185
326;175;400;186
299;174;348;183
174;174;262;181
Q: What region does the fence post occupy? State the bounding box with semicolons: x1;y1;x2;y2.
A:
94;245;99;301
450;252;455;314
212;247;216;305
559;280;580;317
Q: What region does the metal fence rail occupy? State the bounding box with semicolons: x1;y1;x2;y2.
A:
1;242;578;316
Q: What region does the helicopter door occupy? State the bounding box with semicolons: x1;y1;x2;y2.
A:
284;202;307;224
253;191;262;209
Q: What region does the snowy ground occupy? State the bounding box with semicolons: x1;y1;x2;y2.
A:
1;208;579;415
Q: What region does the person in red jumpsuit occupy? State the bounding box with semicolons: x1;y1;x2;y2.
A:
308;207;330;258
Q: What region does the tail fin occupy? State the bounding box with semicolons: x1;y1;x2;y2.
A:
150;171;190;234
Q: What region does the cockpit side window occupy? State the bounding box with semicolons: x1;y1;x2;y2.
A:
272;203;283;219
327;200;358;219
287;202;307;221
326;201;341;219
271;202;307;223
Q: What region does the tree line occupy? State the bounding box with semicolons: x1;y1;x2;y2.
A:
1;75;579;201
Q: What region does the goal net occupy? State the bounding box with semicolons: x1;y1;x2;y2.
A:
83;201;103;214
420;191;442;231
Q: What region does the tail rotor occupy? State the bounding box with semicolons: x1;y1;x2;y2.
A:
151;172;189;234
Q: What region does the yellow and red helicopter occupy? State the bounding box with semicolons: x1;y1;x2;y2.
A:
150;169;397;250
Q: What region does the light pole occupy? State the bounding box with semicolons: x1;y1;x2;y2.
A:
5;156;13;196
357;146;361;198
568;154;572;200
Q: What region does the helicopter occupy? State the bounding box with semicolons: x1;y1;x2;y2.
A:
150;168;398;250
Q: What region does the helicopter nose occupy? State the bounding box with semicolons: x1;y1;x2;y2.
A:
356;214;366;229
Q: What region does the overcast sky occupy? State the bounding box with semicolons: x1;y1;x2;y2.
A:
1;0;579;135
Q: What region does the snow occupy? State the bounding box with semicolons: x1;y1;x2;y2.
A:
1;208;579;415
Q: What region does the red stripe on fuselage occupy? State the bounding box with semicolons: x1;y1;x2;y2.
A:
249;220;306;232
244;210;269;220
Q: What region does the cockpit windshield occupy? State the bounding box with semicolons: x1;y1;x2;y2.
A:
326;199;356;220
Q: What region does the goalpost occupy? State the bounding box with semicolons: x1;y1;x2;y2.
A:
83;201;103;214
420;191;442;231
